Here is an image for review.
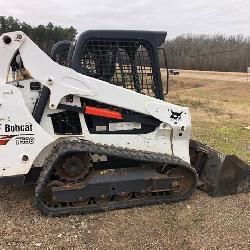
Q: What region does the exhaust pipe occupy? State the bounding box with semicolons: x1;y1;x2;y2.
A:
190;140;250;197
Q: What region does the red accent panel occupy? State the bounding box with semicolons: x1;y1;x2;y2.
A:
0;135;14;145
84;106;123;120
0;139;9;145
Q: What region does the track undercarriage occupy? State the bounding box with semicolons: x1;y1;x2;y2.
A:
35;140;197;216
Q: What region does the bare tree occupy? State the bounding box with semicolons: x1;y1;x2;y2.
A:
162;34;250;72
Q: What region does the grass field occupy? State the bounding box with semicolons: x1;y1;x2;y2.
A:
0;70;249;249
164;70;250;163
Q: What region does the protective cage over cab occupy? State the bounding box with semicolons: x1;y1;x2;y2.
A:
51;30;169;100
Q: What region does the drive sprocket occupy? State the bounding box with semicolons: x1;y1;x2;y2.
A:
55;154;91;182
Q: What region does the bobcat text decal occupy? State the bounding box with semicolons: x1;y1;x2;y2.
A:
5;124;33;132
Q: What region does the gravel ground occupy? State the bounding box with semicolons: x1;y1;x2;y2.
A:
0;185;249;249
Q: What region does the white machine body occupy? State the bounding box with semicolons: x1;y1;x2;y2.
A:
0;31;191;177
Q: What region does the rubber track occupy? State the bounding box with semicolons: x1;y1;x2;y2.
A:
35;139;198;216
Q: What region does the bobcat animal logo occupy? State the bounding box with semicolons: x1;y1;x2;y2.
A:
170;110;183;121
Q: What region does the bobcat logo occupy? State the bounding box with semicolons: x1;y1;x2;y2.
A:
170;110;183;121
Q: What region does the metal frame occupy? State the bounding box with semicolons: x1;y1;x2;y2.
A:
53;166;176;202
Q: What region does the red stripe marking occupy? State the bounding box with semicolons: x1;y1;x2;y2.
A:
0;135;15;145
0;139;10;145
84;106;123;120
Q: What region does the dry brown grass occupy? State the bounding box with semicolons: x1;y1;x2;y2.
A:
164;70;250;163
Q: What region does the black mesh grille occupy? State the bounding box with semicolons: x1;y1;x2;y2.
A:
80;39;156;97
55;49;69;66
50;111;82;135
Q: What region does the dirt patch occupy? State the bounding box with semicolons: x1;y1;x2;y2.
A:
0;185;249;250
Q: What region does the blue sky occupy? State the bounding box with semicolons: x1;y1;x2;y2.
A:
0;0;249;39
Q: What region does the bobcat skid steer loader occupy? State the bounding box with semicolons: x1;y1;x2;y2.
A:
0;30;249;216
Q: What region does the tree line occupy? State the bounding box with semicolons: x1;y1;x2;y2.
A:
1;16;250;72
0;16;77;54
162;34;250;72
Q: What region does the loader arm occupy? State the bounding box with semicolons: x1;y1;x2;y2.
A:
1;32;190;125
1;32;188;121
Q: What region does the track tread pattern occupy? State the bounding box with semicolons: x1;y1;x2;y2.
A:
35;139;198;216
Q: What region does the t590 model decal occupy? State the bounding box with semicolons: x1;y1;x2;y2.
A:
0;134;35;146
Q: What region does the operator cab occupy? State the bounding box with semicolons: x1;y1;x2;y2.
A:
51;30;169;100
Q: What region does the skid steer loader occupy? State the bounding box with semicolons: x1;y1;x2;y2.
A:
0;30;249;216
